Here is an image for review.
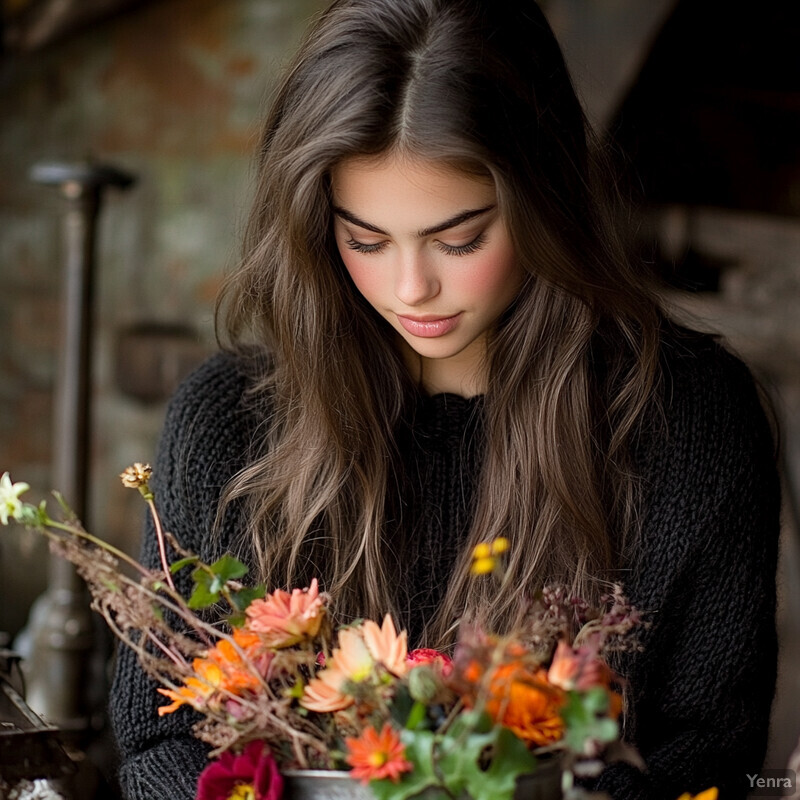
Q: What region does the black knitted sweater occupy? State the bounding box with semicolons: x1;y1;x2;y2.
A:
110;331;780;800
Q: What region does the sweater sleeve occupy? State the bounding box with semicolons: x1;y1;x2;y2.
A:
109;351;255;800
595;339;780;800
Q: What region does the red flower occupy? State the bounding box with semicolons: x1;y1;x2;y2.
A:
345;723;413;784
407;648;453;677
195;741;283;800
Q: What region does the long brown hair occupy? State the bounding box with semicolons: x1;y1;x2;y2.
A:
216;0;663;647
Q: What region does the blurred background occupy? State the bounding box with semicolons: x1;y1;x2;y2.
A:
0;0;798;796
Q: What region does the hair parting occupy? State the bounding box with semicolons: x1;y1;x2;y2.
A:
215;0;664;648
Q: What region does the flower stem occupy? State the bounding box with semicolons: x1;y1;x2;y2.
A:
145;498;176;591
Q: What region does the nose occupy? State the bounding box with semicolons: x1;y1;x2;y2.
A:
394;249;440;307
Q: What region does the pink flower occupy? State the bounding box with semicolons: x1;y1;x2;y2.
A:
547;639;612;691
407;648;453;678
245;578;325;648
195;741;283;800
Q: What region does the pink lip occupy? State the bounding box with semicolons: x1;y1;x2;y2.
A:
396;313;462;338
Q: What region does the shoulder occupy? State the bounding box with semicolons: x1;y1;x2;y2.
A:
161;349;254;433
633;324;779;558
647;324;775;461
149;349;267;555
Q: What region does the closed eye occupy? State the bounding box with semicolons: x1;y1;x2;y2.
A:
436;233;487;257
345;238;389;254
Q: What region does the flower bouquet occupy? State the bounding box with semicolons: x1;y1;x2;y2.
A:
1;466;646;800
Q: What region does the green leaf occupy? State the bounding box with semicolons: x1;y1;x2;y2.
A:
436;721;495;798
226;611;246;628
388;684;415;729
464;727;537;800
560;689;619;752
581;687;610;715
188;581;220;609
209;554;248;582
230;585;266;612
405;701;427;731
169;556;199;574
369;729;439;800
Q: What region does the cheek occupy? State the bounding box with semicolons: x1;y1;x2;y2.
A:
339;251;382;302
463;248;522;300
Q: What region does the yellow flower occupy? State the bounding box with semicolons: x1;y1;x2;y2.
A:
677;790;718;800
470;537;510;575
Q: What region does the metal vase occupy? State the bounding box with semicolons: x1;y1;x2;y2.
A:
283;758;562;800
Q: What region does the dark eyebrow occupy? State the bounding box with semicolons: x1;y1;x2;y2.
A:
332;205;496;238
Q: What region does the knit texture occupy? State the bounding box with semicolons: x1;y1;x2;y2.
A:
110;331;780;800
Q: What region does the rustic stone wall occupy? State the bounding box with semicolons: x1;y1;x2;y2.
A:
0;0;324;637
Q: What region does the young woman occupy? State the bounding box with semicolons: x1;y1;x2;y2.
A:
110;1;780;798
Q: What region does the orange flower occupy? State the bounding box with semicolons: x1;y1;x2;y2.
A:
245;578;325;648
157;631;273;716
483;664;565;746
207;638;263;695
157;657;223;715
362;615;408;677
345;723;413;784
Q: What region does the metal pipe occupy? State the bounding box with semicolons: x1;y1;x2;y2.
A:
25;162;134;732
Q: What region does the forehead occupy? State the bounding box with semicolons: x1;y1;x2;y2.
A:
330;153;496;229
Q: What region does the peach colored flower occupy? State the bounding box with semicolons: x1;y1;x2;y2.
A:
330;627;375;682
245;578;325;648
547;639;612;692
345;723;413;784
300;666;353;713
362;615;408;677
300;627;374;712
547;639;623;719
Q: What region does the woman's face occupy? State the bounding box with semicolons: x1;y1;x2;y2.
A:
331;153;525;397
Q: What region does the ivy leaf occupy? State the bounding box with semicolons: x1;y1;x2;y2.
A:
369;730;438;800
560;688;619;752
187;580;220;609
187;555;250;609
230;585;266;612
436;712;496;799
209;554;249;582
169;555;199;574
463;726;537;800
226;611;246;628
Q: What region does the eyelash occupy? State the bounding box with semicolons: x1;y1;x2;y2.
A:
344;233;487;257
